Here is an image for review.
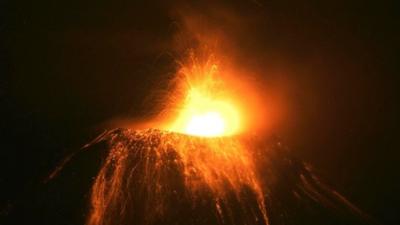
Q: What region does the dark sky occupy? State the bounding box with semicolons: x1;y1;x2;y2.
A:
1;1;399;224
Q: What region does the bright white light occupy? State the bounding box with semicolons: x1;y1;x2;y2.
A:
185;112;226;137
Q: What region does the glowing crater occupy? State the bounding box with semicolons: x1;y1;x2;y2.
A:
170;87;241;137
185;111;225;137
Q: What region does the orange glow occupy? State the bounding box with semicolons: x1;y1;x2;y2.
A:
163;53;246;137
87;129;270;225
170;86;241;137
87;51;271;225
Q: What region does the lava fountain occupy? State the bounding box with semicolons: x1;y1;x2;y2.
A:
85;50;368;225
165;54;242;137
87;52;270;225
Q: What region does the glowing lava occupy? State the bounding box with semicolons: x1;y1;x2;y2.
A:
186;111;225;136
87;52;270;225
172;88;240;137
87;129;269;225
166;54;243;137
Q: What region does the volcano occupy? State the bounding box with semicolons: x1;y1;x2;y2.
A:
87;129;375;225
1;51;373;225
87;128;269;225
2;128;372;225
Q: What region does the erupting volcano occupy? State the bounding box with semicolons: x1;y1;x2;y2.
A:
2;1;395;225
87;53;271;225
83;51;370;225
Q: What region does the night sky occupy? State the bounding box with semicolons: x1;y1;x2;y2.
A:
1;1;399;224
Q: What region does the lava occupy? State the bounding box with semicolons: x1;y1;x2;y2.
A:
86;50;367;225
161;52;246;137
87;51;270;225
171;87;240;137
87;129;269;225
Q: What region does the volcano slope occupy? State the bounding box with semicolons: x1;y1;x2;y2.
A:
2;129;373;225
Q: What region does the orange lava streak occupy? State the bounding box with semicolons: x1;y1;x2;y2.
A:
87;129;269;225
87;51;270;225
